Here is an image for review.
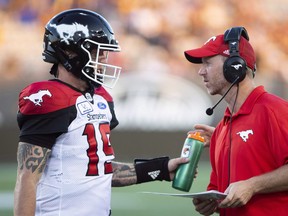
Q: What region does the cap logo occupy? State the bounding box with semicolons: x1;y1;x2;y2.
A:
204;36;216;45
223;49;229;55
49;22;89;45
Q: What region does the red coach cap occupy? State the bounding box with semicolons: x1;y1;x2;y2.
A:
184;34;256;71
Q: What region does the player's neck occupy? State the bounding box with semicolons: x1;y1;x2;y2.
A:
57;67;89;92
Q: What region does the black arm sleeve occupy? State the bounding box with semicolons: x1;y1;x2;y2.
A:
108;101;119;130
17;106;77;149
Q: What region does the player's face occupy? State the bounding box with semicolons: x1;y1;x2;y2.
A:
91;49;107;61
198;55;228;96
82;42;121;88
90;49;108;74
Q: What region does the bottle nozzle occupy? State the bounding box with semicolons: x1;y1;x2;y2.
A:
187;131;205;142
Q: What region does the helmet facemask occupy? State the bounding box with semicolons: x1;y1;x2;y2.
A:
81;39;121;89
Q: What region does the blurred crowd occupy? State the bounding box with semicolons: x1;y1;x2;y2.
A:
0;0;288;92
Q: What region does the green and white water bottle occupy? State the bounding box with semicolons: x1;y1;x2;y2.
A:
172;131;204;192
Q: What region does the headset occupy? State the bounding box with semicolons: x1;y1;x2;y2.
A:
223;27;250;186
206;27;251;116
223;26;249;83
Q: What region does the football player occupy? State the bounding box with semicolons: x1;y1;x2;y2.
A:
14;9;188;216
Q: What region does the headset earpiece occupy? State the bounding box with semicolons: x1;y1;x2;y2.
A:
223;55;246;83
223;27;249;83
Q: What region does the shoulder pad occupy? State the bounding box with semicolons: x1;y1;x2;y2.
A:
95;86;113;102
19;80;81;115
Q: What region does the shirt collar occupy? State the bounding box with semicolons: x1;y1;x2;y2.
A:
223;86;266;122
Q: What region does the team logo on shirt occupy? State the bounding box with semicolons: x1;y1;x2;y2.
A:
237;129;253;142
23;89;52;106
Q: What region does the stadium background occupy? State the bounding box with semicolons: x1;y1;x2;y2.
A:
0;0;288;215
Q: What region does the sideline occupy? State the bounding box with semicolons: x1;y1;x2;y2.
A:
0;192;13;209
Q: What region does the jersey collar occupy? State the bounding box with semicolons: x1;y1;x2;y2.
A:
223;86;266;121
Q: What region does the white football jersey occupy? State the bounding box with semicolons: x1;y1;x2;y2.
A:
18;80;118;216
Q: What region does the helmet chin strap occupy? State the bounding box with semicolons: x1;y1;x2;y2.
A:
61;55;102;88
88;79;101;88
51;43;83;78
50;42;103;88
50;63;59;77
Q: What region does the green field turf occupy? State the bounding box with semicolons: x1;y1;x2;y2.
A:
0;160;216;216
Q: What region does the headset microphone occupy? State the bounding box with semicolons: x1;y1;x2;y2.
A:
205;107;214;116
206;76;240;116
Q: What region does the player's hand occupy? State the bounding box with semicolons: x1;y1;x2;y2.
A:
193;198;218;215
167;157;189;180
192;124;215;147
219;180;254;208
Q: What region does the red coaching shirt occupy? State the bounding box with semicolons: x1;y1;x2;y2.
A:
208;86;288;216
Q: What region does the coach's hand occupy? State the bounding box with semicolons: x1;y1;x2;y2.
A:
193;198;218;215
193;124;215;147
